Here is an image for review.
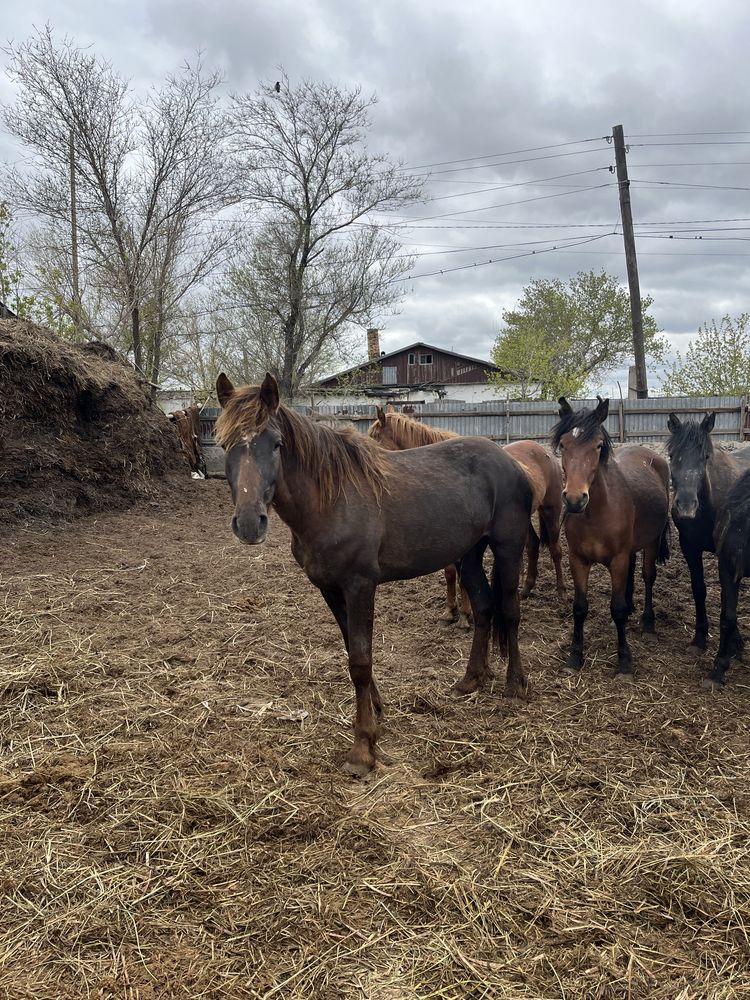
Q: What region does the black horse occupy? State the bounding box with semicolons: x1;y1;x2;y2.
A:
667;411;750;650
706;469;750;686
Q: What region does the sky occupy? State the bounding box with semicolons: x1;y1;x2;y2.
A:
2;0;750;394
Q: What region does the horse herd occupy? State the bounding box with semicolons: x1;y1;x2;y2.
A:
214;372;750;776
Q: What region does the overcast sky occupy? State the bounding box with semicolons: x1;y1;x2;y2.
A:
2;0;750;393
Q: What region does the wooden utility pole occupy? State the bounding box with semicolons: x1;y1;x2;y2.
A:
612;124;648;398
69;129;81;335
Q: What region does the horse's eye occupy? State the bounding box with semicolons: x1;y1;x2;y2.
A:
274;440;282;451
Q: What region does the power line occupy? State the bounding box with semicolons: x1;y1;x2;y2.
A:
400;136;609;171
391;183;615;223
424;166;610;203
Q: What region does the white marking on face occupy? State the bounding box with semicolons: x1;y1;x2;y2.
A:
572;427;581;438
243;487;248;493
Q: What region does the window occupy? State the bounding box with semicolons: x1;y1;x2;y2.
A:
382;366;398;385
407;352;415;365
419;353;433;365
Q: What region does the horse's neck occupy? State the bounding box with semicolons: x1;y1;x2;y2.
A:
588;459;619;512
272;455;320;533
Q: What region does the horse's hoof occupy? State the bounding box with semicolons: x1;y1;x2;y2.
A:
640;629;658;644
614;671;634;683
520;588;532;601
687;643;707;658
343;756;375;778
456;616;472;631
504;681;529;700
701;676;724;691
453;677;480;695
439;612;458;626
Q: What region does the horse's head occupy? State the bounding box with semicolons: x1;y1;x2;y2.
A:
215;372;283;544
368;406;401;450
666;411;715;520
552;396;612;513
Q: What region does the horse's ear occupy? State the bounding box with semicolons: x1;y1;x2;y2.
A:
386;403;395;413
259;372;280;414
376;405;387;427
558;397;573;416
702;411;716;434
667;412;682;433
594;396;610;423
216;373;235;407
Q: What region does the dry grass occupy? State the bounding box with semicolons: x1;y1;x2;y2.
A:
1;481;749;998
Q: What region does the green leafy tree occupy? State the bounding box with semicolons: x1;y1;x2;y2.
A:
661;315;750;396
490;270;666;399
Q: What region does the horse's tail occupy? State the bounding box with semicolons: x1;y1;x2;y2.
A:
657;522;670;565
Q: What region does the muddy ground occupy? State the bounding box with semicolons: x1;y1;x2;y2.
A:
1;479;749;999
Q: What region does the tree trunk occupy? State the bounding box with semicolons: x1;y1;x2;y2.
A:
131;303;142;373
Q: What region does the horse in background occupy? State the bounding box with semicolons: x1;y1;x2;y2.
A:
705;469;750;687
667;411;750;651
369;407;566;600
553;396;670;677
216;373;533;776
168;404;207;479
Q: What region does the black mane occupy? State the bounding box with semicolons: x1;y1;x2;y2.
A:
551;405;612;463
666;420;714;462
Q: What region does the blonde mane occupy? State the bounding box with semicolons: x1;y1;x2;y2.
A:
371;411;458;449
215;385;390;507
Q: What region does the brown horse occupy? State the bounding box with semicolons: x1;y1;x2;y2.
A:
216;373;533;776
552;396;670;676
369;407;566;599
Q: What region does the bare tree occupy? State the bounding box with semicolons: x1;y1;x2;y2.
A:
228;72;423;399
2;28;237;384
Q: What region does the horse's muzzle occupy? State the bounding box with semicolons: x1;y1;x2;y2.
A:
563;491;589;514
232;505;269;544
672;499;698;520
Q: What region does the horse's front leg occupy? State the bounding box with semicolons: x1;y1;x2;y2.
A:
566;553;591;672
342;578;379;776
321;584;383;716
680;537;708;650
610;553;633;676
453;544;494;694
705;561;743;688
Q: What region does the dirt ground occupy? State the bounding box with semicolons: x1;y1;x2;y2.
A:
2;479;749;999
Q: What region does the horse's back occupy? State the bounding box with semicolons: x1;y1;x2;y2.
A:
614;445;669;547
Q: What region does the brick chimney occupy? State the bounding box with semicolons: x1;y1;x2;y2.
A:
367;328;380;361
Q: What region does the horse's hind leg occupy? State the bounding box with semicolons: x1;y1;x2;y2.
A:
456;579;473;630
520;523;540;600
491;543;527;696
640;542;658;635
452;543;493;694
440;564;459;623
342;578;379;776
542;506;566;599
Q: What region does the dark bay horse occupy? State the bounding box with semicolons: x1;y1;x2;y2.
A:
667;412;750;651
369;407;566;600
553;397;670;676
216;374;533;776
705;469;750;687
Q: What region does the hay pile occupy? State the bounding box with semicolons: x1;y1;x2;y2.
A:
0;319;183;523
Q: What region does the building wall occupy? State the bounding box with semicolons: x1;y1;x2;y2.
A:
319;347;497;390
300;381;519;408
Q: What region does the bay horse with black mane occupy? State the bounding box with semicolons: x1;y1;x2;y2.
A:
666;411;750;653
553;397;670;677
369;407;566;601
215;373;533;776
